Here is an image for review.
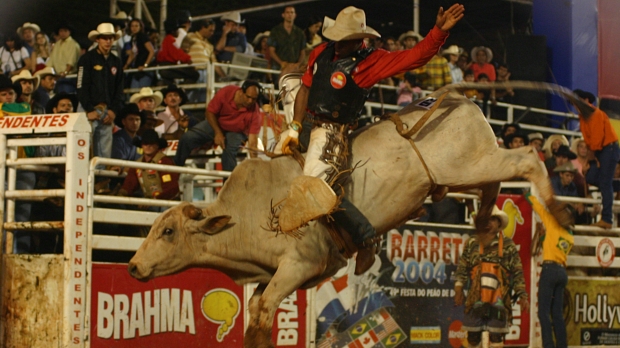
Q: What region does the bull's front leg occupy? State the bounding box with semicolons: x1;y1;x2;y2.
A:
244;261;315;348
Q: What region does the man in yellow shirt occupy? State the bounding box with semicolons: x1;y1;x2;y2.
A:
526;193;574;348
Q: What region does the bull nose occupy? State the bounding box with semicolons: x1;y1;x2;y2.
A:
128;262;140;278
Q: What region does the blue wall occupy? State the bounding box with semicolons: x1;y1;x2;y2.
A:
533;0;598;113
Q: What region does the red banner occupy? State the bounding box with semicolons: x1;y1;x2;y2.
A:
90;264;308;347
496;194;533;346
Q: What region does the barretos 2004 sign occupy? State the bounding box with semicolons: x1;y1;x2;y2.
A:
90;264;307;348
314;194;533;348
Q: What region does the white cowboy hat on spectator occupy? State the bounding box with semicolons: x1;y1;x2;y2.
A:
221;11;244;24
322;6;380;42
492;205;509;230
442;45;462;56
252;31;270;47
471;46;493;63
554;162;577;173
17;22;41;36
129;87;163;108
528;132;544;142
112;11;129;20
34;67;60;79
11;70;40;90
398;30;423;43
88;23;122;42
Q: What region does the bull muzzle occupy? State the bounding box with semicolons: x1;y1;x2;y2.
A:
127;262;150;282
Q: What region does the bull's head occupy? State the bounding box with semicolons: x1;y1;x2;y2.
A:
128;202;232;281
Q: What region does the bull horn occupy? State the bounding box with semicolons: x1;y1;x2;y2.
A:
183;204;203;220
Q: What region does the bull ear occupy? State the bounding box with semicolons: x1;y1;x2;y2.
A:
183;204;203;220
201;215;233;235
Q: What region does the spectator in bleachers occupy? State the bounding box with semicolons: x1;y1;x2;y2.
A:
124;18;156;88
174;10;192;49
77;23;125;164
146;27;160;53
12;70;44;114
382;36;397;52
157;18;198;86
32;67;58;107
497;122;519;148
416;50;452;90
268;6;306;72
117;129;180;205
528;132;545;161
570;137;590;176
17;23;40;56
110;11;132;61
30;32;52;73
573;89;620;229
155;84;198;139
215;11;246;64
542;134;569;169
470;46;495;81
397;72;422;107
549;145;587;197
174;80;261;171
504;132;528;149
443;45;463;84
112;103;143;164
304;16;324;51
551;162;580;197
457;50;470;73
252;31;271;59
46;22;81;94
130;86;163;112
492;63;513;101
462;69;478;100
36;92;78;158
398;31;422;49
1;34;31;77
186;19;217;101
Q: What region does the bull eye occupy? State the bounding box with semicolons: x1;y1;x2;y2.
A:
162;228;173;236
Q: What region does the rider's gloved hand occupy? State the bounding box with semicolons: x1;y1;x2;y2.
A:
281;129;299;155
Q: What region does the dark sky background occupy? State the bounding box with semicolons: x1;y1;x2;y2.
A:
1;0;532;63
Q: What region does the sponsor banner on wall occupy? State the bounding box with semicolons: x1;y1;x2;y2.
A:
315;194;532;347
565;277;620;346
91;264;307;348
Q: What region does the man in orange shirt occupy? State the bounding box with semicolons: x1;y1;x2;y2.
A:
573;89;619;228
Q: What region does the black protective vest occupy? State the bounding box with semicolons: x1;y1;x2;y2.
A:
307;43;374;124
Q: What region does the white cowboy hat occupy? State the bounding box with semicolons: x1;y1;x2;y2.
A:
11;70;40;90
527;132;544;142
112;11;129;20
17;22;41;36
221;11;244;24
88;23;122;42
442;45;462;56
129;87;163;107
491;205;509;231
34;67;59;79
322;6;380;41
252;31;270;47
398;30;423;43
471;46;493;63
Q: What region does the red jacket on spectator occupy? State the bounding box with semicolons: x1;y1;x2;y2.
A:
157;34;191;64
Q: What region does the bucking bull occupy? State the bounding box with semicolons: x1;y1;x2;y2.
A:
128;86;575;347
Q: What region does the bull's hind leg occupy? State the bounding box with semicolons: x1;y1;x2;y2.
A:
474;182;501;232
461;146;571;226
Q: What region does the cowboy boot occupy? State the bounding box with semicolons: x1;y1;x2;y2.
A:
279;176;338;232
331;198;379;275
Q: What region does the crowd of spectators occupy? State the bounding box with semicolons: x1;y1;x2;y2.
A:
0;6;617;255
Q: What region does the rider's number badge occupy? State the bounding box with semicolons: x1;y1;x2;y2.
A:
416;97;437;110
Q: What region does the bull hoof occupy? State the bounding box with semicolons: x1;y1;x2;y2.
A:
244;326;275;348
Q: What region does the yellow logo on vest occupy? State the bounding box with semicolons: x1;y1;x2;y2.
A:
94;65;103;71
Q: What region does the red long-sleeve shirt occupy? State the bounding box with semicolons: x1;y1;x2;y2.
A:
121;155;179;200
301;26;449;89
157;34;192;64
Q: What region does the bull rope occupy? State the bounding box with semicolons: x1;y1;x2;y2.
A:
389;90;450;194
